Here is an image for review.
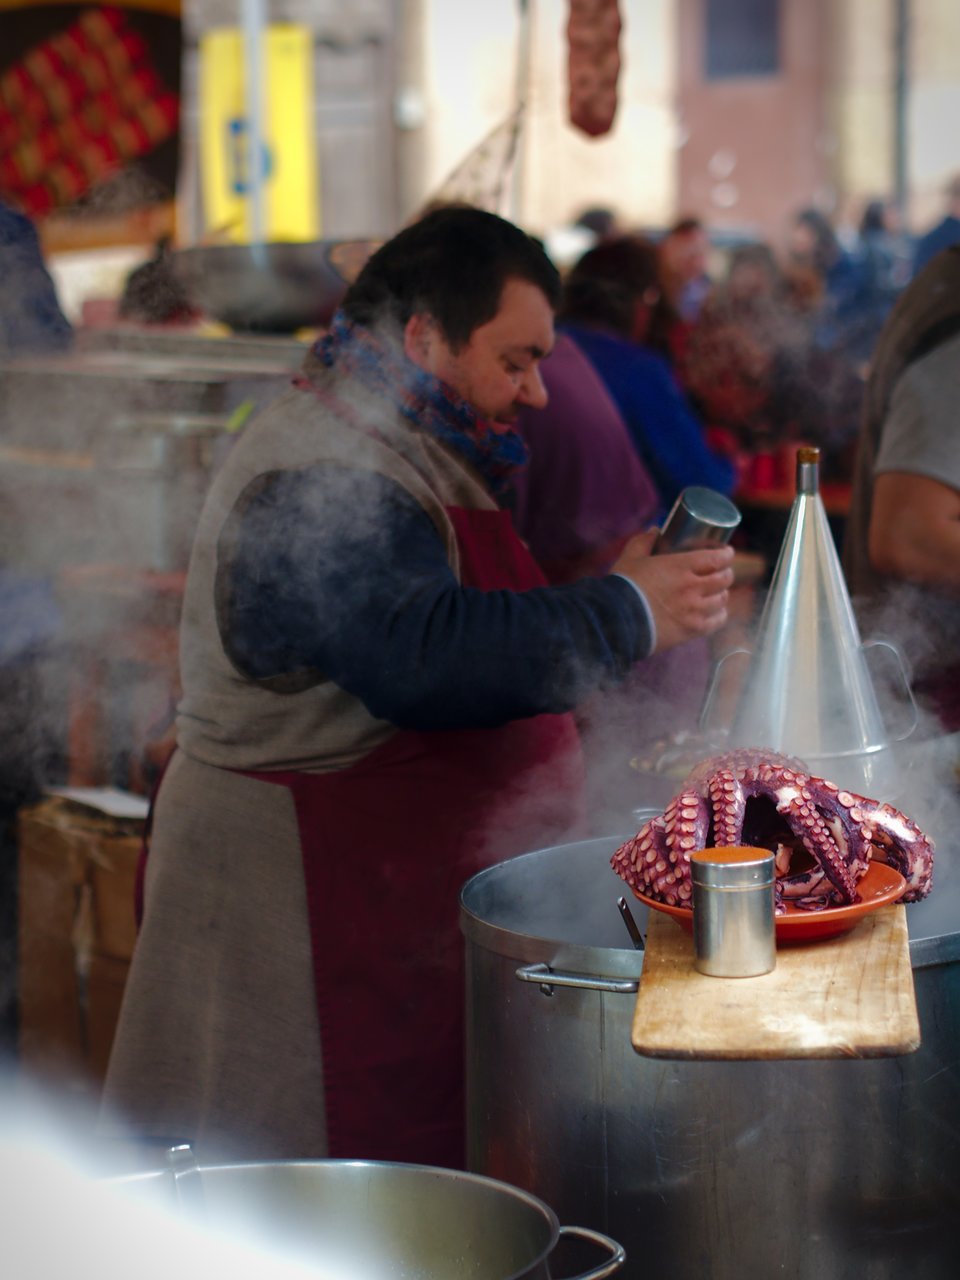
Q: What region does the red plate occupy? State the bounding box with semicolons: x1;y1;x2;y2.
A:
631;861;908;945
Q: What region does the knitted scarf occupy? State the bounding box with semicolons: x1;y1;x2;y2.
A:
305;311;529;499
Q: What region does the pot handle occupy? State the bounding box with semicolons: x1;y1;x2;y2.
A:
698;646;752;733
165;1143;207;1222
554;1225;626;1278
861;638;919;741
515;962;638;994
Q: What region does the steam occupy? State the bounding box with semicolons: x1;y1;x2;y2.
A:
71;166;171;218
1;1072;344;1279
0;325;300;784
852;579;957;694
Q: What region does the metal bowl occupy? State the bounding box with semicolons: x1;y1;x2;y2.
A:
170;240;379;334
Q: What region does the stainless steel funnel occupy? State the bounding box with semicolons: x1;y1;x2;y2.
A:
702;447;916;773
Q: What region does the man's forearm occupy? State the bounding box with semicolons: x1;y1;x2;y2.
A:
869;472;960;592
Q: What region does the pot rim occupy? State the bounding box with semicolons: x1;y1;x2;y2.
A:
459;830;654;978
108;1157;570;1278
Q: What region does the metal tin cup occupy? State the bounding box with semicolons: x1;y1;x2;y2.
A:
654;486;741;553
691;846;776;978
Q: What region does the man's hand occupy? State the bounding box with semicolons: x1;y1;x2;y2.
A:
611;529;735;652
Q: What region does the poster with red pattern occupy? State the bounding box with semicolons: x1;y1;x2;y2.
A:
0;4;179;218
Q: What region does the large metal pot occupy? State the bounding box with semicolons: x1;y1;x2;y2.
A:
460;823;960;1280
110;1158;625;1279
170;240;377;333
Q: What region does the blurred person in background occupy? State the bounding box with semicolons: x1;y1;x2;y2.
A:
843;198;913;367
783;206;870;484
787;206;865;354
0;198;70;1056
857;198;912;298
118;236;200;326
911;173;960;277
101;207;734;1170
658;216;713;325
574;205;622;243
558;234;736;520
509;332;659;584
543;203;621;271
507;325;726;826
0;198;72;355
843;244;960;733
679;241;809;469
507;332;698;826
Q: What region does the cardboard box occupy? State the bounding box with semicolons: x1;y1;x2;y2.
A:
17;796;142;1096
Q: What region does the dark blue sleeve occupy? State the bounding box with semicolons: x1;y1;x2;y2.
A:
911;221;960;278
0;204;73;355
220;466;653;730
602;347;737;514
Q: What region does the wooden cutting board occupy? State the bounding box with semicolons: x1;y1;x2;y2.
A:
632;906;920;1060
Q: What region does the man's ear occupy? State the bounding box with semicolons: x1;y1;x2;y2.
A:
404;312;434;367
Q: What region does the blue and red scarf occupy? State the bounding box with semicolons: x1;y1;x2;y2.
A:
305;311;529;499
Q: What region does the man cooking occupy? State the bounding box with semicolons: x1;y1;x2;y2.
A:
101;207;734;1170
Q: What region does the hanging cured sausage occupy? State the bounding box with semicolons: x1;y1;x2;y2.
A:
567;0;622;138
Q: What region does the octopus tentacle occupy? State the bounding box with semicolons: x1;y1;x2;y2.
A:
682;747;805;793
611;815;666;898
705;769;744;847
857;801;935;902
762;770;860;901
791;778;875;884
777;863;830;900
659;789;706;905
663;789;710;861
728;763;860;900
612;749;935;911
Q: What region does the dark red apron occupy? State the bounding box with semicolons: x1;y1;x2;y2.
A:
247;505;585;1168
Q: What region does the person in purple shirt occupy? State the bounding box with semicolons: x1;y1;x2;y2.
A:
508;311;716;829
557;236;736;521
510;331;660;582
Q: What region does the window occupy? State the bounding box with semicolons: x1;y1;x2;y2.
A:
705;0;781;79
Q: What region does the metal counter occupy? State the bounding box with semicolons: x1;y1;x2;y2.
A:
0;343;295;452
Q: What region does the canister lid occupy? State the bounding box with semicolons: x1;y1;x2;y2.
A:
690;846;775;888
678;486;742;530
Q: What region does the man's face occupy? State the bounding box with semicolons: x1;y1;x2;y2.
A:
404;278;553;425
660;229;709;282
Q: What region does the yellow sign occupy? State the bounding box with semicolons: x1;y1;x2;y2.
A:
199;24;319;243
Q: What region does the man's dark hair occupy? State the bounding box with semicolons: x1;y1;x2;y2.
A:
340;206;560;351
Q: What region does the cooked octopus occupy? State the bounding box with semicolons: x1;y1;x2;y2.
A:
612;748;935;912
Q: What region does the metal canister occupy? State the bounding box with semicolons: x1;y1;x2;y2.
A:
691;846;776;977
654;486;741;553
